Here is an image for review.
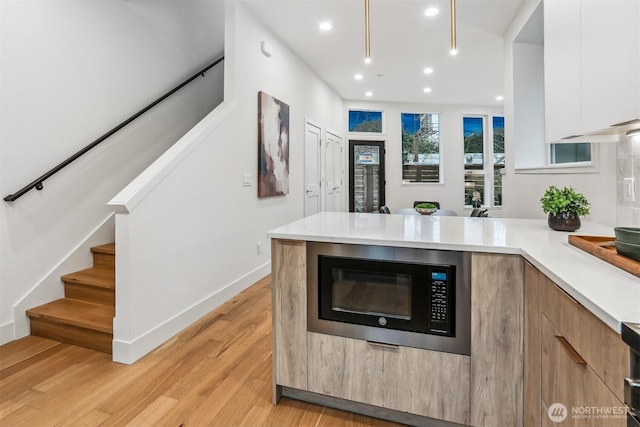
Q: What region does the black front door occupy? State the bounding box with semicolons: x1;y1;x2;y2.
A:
349;140;385;212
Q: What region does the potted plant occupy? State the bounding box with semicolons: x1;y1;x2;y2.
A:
471;190;482;208
540;185;590;231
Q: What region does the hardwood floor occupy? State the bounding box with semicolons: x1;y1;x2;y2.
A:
0;275;406;426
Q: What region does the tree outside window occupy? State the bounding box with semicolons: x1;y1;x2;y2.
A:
401;113;440;183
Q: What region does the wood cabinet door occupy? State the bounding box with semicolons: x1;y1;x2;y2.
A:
524;262;543;427
307;332;471;425
541;316;626;427
271;239;307;391
471;253;524;426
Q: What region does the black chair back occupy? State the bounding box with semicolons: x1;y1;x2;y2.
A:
470;208;488;217
379;205;391;214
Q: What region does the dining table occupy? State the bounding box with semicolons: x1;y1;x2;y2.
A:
396;208;458;216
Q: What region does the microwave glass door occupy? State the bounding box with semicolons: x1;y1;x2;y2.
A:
331;268;412;320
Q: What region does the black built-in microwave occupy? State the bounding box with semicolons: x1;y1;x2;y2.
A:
307;242;471;356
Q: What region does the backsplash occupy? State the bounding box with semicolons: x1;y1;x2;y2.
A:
617;134;640;226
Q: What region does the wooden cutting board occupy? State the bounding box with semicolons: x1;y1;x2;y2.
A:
568;235;640;278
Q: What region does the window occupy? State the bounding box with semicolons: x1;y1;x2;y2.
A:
463;115;504;208
549;143;591;165
493;117;505;206
401;113;440;183
348;110;383;133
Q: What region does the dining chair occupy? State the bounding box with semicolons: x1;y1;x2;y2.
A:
470;208;488;217
379;205;391;214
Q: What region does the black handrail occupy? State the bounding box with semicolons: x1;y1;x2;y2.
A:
4;55;225;202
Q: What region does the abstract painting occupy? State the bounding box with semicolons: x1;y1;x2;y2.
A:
258;91;290;197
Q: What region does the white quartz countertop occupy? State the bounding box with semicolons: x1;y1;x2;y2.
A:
267;212;640;333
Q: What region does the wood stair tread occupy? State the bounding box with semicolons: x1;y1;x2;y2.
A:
27;299;114;334
61;267;114;290
91;243;115;255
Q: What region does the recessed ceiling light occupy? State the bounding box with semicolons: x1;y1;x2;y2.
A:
319;22;332;31
424;7;439;17
423;67;434;74
354;73;363;80
423;87;432;93
365;91;373;97
496;95;504;101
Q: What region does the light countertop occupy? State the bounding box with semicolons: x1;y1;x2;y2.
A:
267;212;640;333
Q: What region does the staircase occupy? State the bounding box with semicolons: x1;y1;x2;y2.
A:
26;243;115;354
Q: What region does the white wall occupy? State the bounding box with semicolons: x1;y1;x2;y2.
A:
344;100;503;216
501;1;617;226
108;2;345;363
513;42;545;169
0;1;225;343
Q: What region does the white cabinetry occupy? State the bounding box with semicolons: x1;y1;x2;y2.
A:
543;0;581;143
544;0;640;143
580;0;639;132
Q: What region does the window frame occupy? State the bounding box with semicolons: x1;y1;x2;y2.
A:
549;142;594;166
462;114;504;209
347;109;385;135
400;112;442;185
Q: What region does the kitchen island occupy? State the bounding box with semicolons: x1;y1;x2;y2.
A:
267;212;639;427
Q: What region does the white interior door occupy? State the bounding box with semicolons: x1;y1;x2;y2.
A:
304;121;321;217
325;131;344;212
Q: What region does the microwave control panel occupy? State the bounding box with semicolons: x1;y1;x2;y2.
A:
429;268;454;336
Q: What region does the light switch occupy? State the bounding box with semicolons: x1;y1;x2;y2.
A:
243;174;252;187
623;177;635;202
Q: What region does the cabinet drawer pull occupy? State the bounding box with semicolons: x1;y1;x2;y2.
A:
366;340;400;350
555;336;586;365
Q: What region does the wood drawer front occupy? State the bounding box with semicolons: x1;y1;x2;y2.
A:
541;316;626;427
541;279;628;401
307;332;470;425
272;239;307;390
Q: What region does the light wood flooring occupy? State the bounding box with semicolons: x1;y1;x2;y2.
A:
0;275;406;426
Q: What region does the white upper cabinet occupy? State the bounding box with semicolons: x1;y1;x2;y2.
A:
580;0;639;131
543;0;582;143
544;0;640;142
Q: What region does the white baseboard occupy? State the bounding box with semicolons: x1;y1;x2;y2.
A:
112;262;271;365
0;321;15;345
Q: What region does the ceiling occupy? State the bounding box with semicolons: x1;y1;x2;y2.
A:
241;0;526;106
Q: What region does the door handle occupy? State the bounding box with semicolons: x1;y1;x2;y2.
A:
367;340;400;350
555;336;586;365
